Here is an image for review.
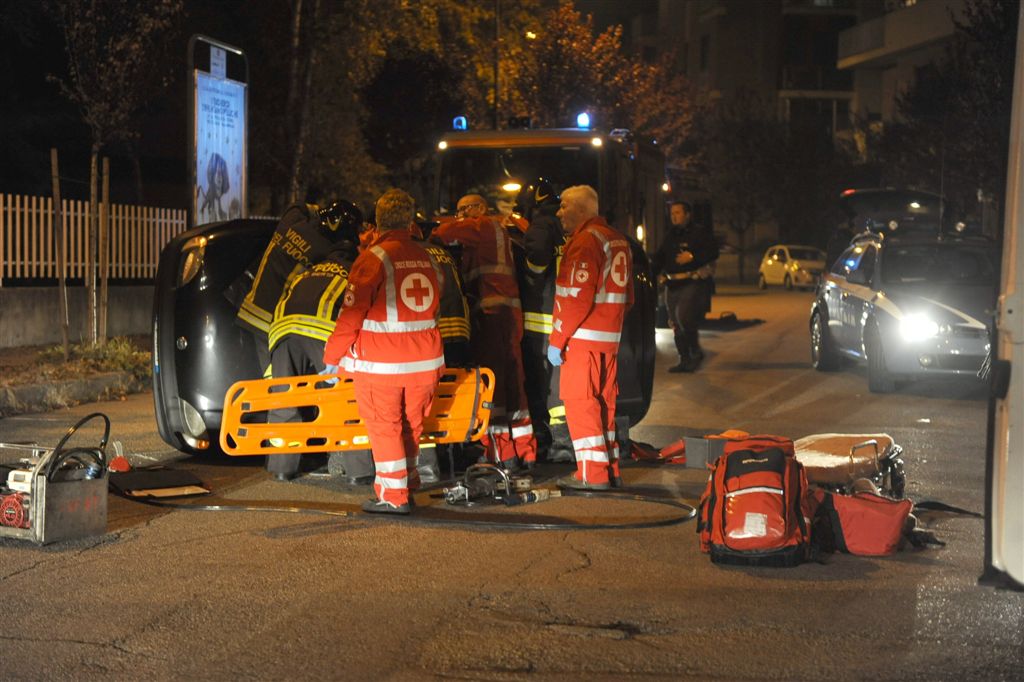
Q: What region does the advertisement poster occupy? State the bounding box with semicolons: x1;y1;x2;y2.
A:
194;71;246;224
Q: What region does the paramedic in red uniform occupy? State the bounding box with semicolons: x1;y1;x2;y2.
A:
323;189;444;515
432;194;537;471
548;185;633;490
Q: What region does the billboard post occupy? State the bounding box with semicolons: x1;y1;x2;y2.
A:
187;35;248;227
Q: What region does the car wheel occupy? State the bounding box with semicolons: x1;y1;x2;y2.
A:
784;274;793;290
758;273;767;290
810;311;840;371
866;324;896;393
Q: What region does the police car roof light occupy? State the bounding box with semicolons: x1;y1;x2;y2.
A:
452;116;468;131
576;112;591;129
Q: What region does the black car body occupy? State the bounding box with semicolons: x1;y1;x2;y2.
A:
153;218;656;455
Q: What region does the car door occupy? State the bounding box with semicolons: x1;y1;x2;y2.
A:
821;245;855;350
774;248;789;284
840;244;878;353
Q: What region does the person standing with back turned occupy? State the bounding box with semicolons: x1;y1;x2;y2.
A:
322;189;444;514
548;185;633;490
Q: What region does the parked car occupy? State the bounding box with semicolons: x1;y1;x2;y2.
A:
809;227;997;393
152;218;657;455
758;244;826;290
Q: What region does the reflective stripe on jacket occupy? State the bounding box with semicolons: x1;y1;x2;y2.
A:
268;250;354;350
549;216;633;354
324;230;444;385
433;216;522;315
237;203;337;335
520;206;564;337
420;241;471;345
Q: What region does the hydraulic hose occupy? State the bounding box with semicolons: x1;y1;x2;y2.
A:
114;487;696;532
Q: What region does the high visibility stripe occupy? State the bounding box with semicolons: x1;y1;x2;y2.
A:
240;299;273;324
268;316;335;348
556;285;581;297
438;320;470;334
523;312;553;334
549;405;565;418
510;409;531;421
725;487;784;497
594;292;628;304
468;264;516;280
526;259;547;274
576;448;610;463
375;475;408;489
573;435;606;449
370;245;400;324
341;354;444;375
361;318;437;333
511;425;533;440
237;303;272;333
572;327;621;343
318;275;347;320
375;459;408;474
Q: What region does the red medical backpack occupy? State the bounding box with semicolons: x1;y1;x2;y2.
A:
698;435;813;567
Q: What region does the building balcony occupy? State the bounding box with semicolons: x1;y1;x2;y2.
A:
837;0;964;70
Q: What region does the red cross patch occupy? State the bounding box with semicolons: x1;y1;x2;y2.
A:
343;290;355;307
575;269;589;283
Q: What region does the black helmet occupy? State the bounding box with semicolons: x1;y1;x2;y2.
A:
318;200;363;243
514;178;559;220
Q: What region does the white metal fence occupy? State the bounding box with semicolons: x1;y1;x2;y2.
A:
0;194;189;285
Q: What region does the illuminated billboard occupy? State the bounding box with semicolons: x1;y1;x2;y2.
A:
189;37;248;225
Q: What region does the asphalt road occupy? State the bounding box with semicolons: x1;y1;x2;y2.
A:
1;287;1021;681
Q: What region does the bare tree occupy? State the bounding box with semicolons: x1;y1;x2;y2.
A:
50;0;182;343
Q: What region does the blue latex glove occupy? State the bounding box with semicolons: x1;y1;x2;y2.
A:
547;345;563;367
319;364;340;385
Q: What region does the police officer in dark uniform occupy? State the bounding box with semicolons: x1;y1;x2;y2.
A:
236;200;363;374
651;201;719;373
514;179;572;461
264;206;362;480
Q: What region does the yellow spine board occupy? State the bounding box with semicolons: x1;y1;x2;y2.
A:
219;367;495;456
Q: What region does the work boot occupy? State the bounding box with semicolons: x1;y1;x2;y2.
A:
610;475;625;489
499;457;522;473
668;356;699;373
556;474;611;491
361;498;410;515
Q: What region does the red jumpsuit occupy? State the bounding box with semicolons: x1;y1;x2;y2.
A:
433;216;537;467
323;230;444;507
549;216;633;485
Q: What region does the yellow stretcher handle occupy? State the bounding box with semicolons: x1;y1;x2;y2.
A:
219;366;495;456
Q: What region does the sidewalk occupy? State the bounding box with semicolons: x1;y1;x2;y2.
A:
0;337;151;418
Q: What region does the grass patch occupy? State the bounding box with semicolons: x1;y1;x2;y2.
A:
2;337;151;387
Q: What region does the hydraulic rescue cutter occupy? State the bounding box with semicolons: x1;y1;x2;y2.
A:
219;366;495;455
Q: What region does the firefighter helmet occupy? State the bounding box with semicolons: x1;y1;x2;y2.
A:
318;200;363;243
514;178;559;219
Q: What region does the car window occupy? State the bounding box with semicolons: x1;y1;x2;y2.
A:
777;249;788;263
789;248;824;261
881;245;997;285
832;243;876;278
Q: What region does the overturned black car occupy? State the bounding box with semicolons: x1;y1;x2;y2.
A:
152;218;657;455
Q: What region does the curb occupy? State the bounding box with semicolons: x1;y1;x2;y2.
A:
0;372;151;418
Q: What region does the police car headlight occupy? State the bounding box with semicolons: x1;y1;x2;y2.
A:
899;313;939;342
178;236;207;287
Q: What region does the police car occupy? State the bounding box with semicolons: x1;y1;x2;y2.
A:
809;222;997;393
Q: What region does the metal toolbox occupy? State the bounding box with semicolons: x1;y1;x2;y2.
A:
0;414;109;544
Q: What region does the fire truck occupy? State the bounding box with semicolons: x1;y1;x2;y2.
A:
430;126;669;430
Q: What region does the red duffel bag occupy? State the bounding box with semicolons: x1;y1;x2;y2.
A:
817;490;913;556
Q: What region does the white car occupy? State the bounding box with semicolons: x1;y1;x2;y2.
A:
758;244;826;290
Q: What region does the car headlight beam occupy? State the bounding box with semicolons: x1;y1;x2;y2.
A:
178;236;207;287
899;313;939;342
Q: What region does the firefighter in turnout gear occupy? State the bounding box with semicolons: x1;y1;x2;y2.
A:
548;185;633;490
650;201;719;373
514;179;571;461
433;194;537;471
323;189;444;515
265;230;359;481
236;200;363;373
